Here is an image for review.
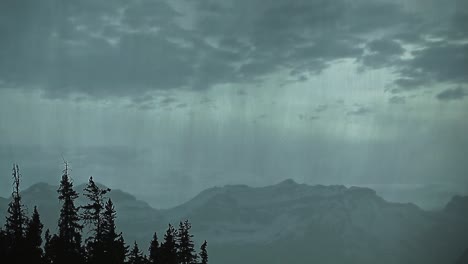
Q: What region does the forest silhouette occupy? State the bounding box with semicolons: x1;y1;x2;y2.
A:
0;163;208;264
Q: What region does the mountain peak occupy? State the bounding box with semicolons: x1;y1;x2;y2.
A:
276;178;298;186
347;185;378;196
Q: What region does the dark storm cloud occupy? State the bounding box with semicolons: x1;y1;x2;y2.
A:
436;87;467;101
449;11;468;39
314;105;328;113
0;0;195;98
427;0;468;41
128;93;177;110
392;78;428;91
132;94;155;104
348;1;418;34
359;38;405;68
388;0;468;92
388;96;406;104
130;94;182;110
368;39;404;55
192;0;396;80
393;42;468;92
0;0;466;100
160;96;177;106
413;42;468;84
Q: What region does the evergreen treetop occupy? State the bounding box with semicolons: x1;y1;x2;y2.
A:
160;224;178;264
82;176;111;242
56;161;84;264
149;232;160;264
25;206;44;263
5;164;27;241
177;220;197;264
128;241;147;264
200;240;208;264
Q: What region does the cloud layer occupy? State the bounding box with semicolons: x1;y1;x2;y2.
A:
1;0;466;100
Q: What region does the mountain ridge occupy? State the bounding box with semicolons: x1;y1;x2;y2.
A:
1;180;467;264
0;179;459;213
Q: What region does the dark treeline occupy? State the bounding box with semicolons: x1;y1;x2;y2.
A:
0;163;208;264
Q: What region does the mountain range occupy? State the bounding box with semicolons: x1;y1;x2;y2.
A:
1;179;467;264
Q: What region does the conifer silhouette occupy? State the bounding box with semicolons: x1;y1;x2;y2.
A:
4;164;28;264
82;176;110;264
199;240;208;264
128;241;147;264
101;198;127;264
5;164;27;240
0;163;207;264
149;232;161;264
177;220;197;264
160;224;178;264
25;206;44;263
54;161;84;264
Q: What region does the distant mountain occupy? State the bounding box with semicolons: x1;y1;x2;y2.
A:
1;179;467;264
163;179;468;264
0;182;166;245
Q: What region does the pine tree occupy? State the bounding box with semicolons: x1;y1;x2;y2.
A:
4;164;28;264
24;206;43;263
5;164;27;240
82;176;110;263
101;199;127;264
55;161;84;264
199;240;208;264
128;241;147;264
0;164;208;264
160;224;178;264
149;232;160;264
82;176;110;238
177;220;197;264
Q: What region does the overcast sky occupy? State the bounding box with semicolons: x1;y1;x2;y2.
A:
0;0;467;208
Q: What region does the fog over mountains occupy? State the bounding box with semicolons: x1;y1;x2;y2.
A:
1;179;467;264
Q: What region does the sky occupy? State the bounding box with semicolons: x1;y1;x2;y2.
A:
0;0;467;209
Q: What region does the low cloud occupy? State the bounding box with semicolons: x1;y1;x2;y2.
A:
388;96;406;104
347;105;372;116
436;87;467;101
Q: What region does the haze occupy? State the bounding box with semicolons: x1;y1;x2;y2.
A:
0;0;467;209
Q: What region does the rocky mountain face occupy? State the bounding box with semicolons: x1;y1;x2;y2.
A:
1;179;467;264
